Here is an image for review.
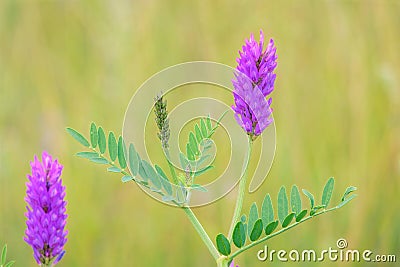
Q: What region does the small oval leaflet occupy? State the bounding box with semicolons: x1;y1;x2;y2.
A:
195;124;203;142
121;175;133;183
97;127;107;154
277;186;289;224
108;132;118;162
282;213;295;228
265;220;279;235
248;202;259;236
302;189;315;209
141;160;162;190
89;157;108;164
76;151;99;159
261;193;274;227
322;177;334;208
90;122;98;148
66;127;90;147
290;185;302;215
216;233;231;256
295;209;308;222
342;186;357;201
107;166;121;173
250;219;263;241
128;144;140;176
117;136;127;169
200;118;208;137
233;221;246;248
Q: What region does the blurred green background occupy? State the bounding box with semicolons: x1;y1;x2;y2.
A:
1;0;399;266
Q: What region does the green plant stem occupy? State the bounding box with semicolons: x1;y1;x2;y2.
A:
164;149;179;185
229;206;339;259
182;207;220;260
216;256;229;267
228;136;253;240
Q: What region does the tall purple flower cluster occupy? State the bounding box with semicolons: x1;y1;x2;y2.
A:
232;30;277;139
24;151;68;266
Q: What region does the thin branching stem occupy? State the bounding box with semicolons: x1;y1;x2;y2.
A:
228;136;253;240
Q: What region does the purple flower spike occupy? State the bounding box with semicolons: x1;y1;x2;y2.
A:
24;151;68;266
232;30;277;139
230;260;239;267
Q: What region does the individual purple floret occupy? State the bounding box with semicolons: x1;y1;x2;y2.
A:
24;151;68;266
230;260;239;267
232;30;277;139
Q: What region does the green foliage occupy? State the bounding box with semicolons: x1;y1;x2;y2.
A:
322;177;334;207
76;151;98;159
107;166;121;173
121;175;133;183
277;186;289;224
249;219;263;241
128;144;140;176
232;221;246;248
261;194;274;227
108;131;117;162
117;136;127;169
282;213;295;228
290;185;302;215
223;177;357;257
295;210;308;222
0;245;5;266
180;112;227;180
66;124;179;204
190;184;207;192
302;189;315;209
66;127;90;147
337;194;357;208
265;220;279;235
141;160;162;191
195;124;202;142
341;186;357;201
193;165;214;177
90;157;108;164
97;127;106;154
90;122;98;148
216;234;231;256
247;203;259;236
68;124;359;260
1;244;15;267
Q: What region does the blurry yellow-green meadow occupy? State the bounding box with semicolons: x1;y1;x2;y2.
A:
1;1;399;266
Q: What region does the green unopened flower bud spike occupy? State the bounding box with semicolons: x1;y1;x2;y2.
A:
153;92;179;185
